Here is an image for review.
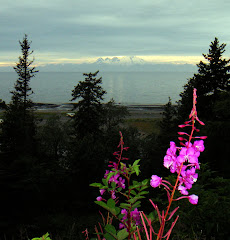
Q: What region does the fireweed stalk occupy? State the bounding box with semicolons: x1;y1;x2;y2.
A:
89;131;149;239
139;88;207;240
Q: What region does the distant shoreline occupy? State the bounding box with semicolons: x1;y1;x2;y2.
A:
0;103;166;119
32;102;165;111
32;103;165;119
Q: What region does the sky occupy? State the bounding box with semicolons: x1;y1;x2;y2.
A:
1;0;230;68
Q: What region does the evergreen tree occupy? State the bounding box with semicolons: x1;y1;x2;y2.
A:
0;99;6;109
160;97;176;136
177;37;230;120
71;70;106;137
1;34;38;154
103;99;129;130
12;34;38;112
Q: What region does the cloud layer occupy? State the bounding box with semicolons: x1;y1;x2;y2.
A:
1;0;230;66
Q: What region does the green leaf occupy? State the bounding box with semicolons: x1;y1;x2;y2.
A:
102;178;108;186
106;171;116;182
90;182;103;188
142;179;149;185
140;179;149;190
128;196;145;204
31;233;51;240
107;198;116;208
120;203;131;209
105;224;117;236
106;199;117;215
43;233;50;239
133;159;141;166
140;185;149;191
138;191;149;195
131;181;142;189
130;190;137;195
132;200;141;209
95;200;117;215
111;181;117;189
115;207;121;215
133;165;140;176
95;200;107;209
104;233;116;240
117;228;129;240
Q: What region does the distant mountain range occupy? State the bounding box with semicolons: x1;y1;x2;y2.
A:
0;56;197;72
95;56;146;65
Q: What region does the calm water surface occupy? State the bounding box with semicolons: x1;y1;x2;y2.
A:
0;72;193;105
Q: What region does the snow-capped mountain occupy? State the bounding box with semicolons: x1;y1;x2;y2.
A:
1;55;196;72
95;56;145;65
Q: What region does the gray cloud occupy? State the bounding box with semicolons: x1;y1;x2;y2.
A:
1;0;230;63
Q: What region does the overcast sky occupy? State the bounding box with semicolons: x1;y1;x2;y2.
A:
1;0;230;67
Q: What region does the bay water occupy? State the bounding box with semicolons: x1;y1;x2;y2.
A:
0;72;193;105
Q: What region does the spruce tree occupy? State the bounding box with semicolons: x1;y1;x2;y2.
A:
1;34;38;154
160;97;176;136
177;37;230;120
71;70;106;137
12;34;38;112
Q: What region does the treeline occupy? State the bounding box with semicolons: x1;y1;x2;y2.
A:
0;35;229;239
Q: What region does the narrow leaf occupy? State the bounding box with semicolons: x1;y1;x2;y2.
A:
90;183;103;188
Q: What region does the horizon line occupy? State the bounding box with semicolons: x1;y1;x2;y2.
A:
0;55;208;68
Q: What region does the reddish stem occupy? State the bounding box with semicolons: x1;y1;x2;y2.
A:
156;113;196;239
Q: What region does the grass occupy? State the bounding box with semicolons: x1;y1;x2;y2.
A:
124;118;162;135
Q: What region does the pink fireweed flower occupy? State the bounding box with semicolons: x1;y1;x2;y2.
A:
163;141;180;174
119;208;141;230
100;189;106;195
119;209;128;229
121;209;128;218
178;185;189;195
179;167;198;190
150;175;162;188
131;208;141;226
104;170;110;179
188;194;198;205
193;140;205;152
163;155;174;169
96;196;103;201
108;173;120;183
111;190;116;199
117;177;126;189
119;223;125;229
166;141;177;156
176;194;199;204
177;147;198;165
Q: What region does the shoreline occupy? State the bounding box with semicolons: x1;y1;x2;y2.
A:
33;103;165;119
0;103;165;119
33;102;165;110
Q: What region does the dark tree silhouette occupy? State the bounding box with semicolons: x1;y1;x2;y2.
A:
1;34;38;154
160;97;176;136
12;34;38;111
71;70;106;137
177;37;230;120
0;99;6;109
